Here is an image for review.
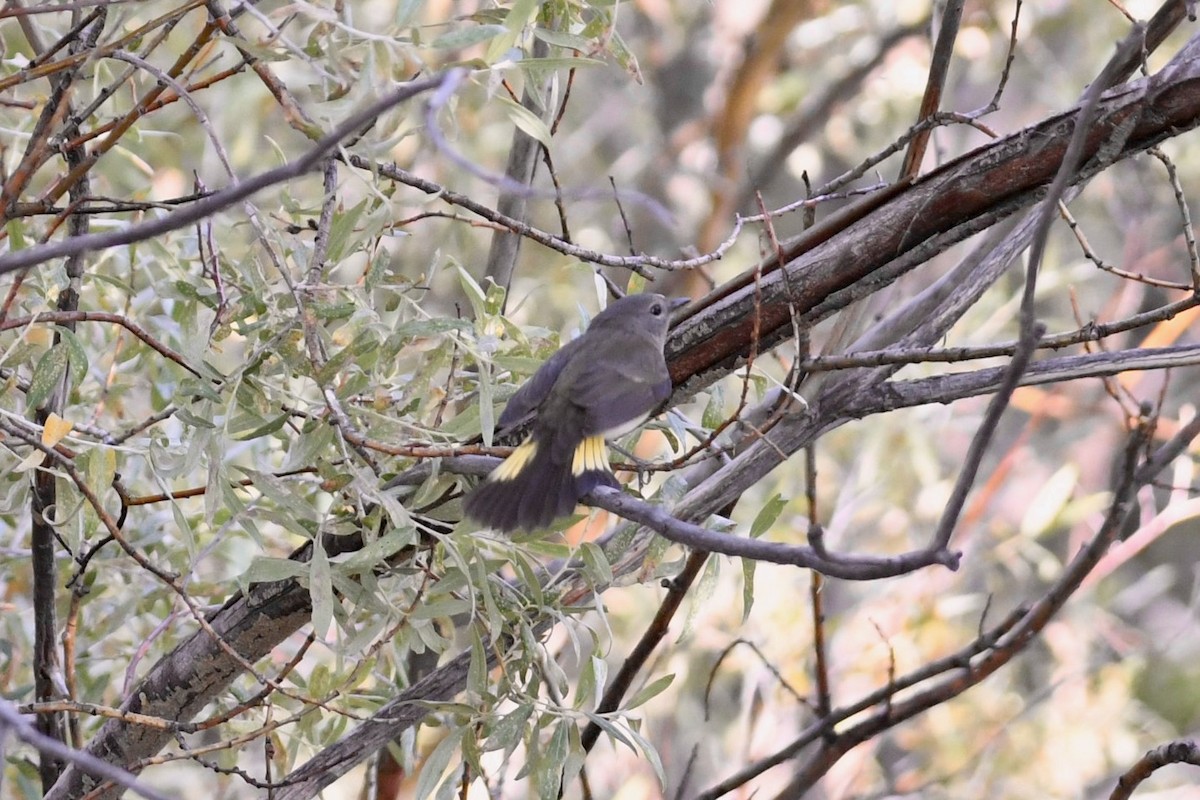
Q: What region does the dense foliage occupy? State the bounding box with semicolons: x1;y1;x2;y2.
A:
4;1;1200;798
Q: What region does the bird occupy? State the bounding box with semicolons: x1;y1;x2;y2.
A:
464;292;684;533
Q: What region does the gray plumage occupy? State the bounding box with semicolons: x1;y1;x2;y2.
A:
465;293;680;532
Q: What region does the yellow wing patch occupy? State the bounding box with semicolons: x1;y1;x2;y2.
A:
571;435;610;476
491;438;537;482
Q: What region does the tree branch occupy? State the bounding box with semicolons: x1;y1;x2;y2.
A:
0;73;451;276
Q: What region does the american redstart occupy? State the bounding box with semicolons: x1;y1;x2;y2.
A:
465;292;685;532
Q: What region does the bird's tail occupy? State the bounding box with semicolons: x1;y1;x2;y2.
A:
465;433;618;533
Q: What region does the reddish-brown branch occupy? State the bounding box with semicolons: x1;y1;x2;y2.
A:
1110;740;1200;799
898;2;964;179
578;547;712;754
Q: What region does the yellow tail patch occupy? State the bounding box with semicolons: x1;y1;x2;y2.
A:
571;435;610;476
491;438;537;482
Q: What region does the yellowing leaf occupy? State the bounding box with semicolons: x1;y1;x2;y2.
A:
41;413;73;447
1020;464;1079;538
23;326;52;347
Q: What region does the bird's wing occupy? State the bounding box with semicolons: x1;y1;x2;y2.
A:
565;341;671;435
497;337;583;430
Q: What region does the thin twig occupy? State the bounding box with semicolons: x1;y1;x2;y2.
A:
0;74;453;276
0;700;173;800
578;548;711;754
898;0;964;179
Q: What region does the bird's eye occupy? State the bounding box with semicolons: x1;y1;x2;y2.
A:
650;303;663;316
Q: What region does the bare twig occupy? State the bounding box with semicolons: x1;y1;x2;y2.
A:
1110;740;1200;800
704;417;1160;799
0;700;172;800
898;0;965;179
584;486;959;579
0;74;452;276
1148;145;1200;287
0;311;205;378
578;547;712;754
482;35;551;301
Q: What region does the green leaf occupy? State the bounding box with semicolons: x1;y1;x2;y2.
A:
243;556;308;584
485;704;532;753
741;558;757;624
6;218;26;250
501;0;539;34
392;318;472;339
79;446;115;497
429;24;506;50
541;648;570;699
461;731;484;783
437;400;481;439
339;526;417;571
455;263;488;319
577;541;612;585
490;354;544;376
77;447;116;540
230;38;289;63
26;344;69;410
484;0;540;63
532;28;592;51
230;412;288;441
411;618;454;654
627;673;674;710
58;328;89;389
172;278;216;308
478;360;494;447
749;493;786;539
413;727;464;800
241;469;317;523
581;712;635;750
178;376;222;403
561;725;586;794
309;539;334;636
701;384;726;430
512;56;605;71
175;407;217;429
467;626;488;695
741;493;783;622
536;721;569;800
497;95;552;146
606;28;642;82
409;595;474;619
469;557;504;638
577;655;606;709
282;421;334;472
680;555;718;642
624;726;665;784
325;198;368;263
483;280;506;314
172;500;196;562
